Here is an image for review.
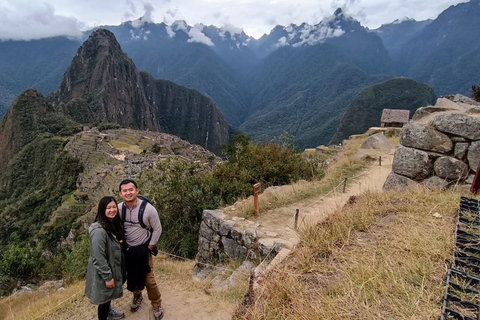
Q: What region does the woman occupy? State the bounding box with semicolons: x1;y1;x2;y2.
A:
85;196;126;320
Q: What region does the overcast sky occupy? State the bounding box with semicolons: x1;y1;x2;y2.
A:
0;0;469;41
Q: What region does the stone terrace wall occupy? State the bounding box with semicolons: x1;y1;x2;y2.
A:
192;209;292;277
384;95;480;190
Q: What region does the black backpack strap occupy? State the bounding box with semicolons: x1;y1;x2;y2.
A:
121;203;126;223
138;200;149;230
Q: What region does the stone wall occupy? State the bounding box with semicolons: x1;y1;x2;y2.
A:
383;96;480;190
192;209;291;278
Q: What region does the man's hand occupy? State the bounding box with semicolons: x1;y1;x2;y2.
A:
106;278;115;288
148;245;154;250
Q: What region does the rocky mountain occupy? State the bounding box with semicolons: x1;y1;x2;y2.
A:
240;8;393;148
99;21;256;126
393;0;480;96
0;89;80;181
373;19;432;60
250;9;392;75
0;3;479;149
0;37;81;118
51;29;232;154
330;78;437;144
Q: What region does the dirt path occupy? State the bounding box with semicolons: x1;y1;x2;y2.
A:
251;148;395;249
38;257;237;320
36;148;394;320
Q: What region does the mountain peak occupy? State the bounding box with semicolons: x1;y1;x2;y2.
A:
53;28;140;109
52;28;231;154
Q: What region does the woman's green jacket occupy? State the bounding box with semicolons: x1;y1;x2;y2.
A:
84;222;124;305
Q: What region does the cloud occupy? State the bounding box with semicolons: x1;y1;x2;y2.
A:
0;0;83;40
165;25;175;38
276;36;289;47
292;23;345;47
187;24;214;46
219;24;243;38
131;2;155;28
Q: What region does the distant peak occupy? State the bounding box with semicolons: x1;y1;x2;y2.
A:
334;8;343;16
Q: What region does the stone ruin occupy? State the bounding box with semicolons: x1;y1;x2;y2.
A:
383;95;480;191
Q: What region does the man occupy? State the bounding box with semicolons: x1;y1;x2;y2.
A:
118;179;164;320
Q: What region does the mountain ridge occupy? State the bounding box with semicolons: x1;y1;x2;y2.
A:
0;3;479;147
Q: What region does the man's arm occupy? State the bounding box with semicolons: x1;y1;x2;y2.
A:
145;204;162;248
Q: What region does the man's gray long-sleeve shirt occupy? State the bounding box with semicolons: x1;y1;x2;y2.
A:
119;199;162;247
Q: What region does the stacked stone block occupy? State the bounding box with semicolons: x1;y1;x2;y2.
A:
384;111;480;190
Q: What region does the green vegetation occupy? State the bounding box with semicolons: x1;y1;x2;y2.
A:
0;135;83;295
140;158;221;258
139;135;319;258
473;85;480;102
330;77;437;144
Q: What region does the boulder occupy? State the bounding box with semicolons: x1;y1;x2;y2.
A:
422;176;451;190
354;151;376;161
203;209;226;233
38;280;64;293
454;142;469;160
468;141;480;172
383;172;418;191
392;146;432;180
434;157;469;180
400;121;452;153
219;220;235;236
221;237;247;260
453;94;480;106
360;133;393;150
412;106;456;120
432;113;480;140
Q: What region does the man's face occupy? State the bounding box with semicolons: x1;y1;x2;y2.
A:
119;182;139;203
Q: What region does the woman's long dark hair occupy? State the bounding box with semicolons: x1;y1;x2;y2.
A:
95;196;125;243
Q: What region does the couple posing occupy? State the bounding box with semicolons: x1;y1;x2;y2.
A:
85;179;164;320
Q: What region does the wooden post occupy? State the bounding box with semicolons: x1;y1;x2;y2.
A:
379;156;382;166
294;209;299;230
342;177;347;193
253;183;261;217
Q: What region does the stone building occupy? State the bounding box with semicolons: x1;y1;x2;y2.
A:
380;109;410;128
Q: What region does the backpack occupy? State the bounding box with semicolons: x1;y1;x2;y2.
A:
121;194;152;231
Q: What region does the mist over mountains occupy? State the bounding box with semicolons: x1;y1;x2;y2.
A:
1;0;479;148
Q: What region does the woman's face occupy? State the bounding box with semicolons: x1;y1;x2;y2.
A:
105;201;118;221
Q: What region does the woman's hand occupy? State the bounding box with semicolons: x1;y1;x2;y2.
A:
106;278;115;288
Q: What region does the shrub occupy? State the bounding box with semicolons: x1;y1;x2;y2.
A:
62;233;90;282
139;158;221;258
0;244;43;280
473;85;480;102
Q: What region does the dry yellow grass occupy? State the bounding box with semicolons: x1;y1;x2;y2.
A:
233;188;472;319
0;281;85;320
229;138;373;218
0;254;245;320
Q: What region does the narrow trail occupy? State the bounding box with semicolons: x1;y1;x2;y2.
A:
251;148;394;249
35;148;394;320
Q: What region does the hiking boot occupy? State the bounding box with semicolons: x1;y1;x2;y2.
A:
130;293;143;312
107;307;124;320
152;305;164;320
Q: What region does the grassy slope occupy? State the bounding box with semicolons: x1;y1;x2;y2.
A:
233;188;465;319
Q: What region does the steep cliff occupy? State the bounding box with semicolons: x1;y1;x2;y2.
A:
0;89;79;181
52;29;232;153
